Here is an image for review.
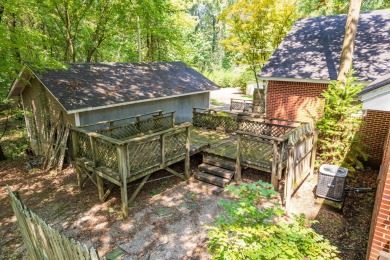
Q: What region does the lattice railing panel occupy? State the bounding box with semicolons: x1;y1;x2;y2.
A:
230;99;265;113
165;131;186;161
252;104;265;114
97;115;174;139
241;137;273;169
95;139;119;172
127;138;161;174
239;121;293;137
230;100;252;112
105;124;139;139
160;116;174;130
77;132;93;159
193;113;238;133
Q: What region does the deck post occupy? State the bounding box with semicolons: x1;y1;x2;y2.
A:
117;144;129;218
71;130;82;189
172;112;175;127
285;147;294;212
185;126;190;182
309;130;318;177
277;141;285;180
161;134;166;168
96;175;104;201
136;116;141;133
235;133;242;182
271;141;279;191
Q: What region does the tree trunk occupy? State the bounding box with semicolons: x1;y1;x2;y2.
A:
337;0;362;85
0;145;6;161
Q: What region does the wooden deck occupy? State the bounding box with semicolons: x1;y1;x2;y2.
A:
192;108;318;210
191;127;282;172
71;109;317;217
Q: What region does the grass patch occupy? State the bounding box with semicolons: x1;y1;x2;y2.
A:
210;98;225;106
241;94;253;99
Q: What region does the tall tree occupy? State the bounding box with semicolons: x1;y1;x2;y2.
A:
297;0;389;17
337;0;362;85
219;0;298;87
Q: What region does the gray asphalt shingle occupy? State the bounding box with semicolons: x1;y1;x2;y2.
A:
258;10;390;82
33;62;219;112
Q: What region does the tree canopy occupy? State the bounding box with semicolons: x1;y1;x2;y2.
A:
0;0;388;93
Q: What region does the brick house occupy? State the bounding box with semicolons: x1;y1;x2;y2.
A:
258;9;390;166
360;74;390;259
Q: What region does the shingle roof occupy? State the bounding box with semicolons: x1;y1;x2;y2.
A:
359;73;390;95
31;62;219;112
258;10;390;82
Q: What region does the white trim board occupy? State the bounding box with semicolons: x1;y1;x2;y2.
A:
258;76;371;86
67;90;212;114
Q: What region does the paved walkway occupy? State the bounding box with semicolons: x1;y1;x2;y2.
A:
209;88;251;110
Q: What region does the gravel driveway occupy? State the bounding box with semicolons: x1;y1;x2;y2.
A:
209;87;251;110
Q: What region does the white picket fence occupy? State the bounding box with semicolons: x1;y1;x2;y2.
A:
8;187;99;260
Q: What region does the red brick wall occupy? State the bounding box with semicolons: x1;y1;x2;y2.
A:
367;128;390;259
266;80;390;166
361;110;390;166
266;80;328;122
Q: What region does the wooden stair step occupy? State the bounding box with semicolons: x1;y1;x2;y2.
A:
194;170;231;188
203;155;235;170
198;163;234;179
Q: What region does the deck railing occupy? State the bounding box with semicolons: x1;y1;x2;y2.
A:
80;111;175;139
230;98;265;113
192;108;297;137
193;108;316;210
236;122;316;210
71;122;191;217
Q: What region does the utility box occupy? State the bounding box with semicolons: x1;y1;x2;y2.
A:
316;164;348;201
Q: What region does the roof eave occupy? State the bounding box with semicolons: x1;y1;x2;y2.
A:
258;76;371;86
27;65;70;114
67;89;214;114
7;65;28;98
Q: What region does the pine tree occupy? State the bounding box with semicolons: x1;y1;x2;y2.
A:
316;72;367;171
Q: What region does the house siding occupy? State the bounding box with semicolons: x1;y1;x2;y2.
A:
21;78;74;154
367;128;390;259
78;92;210;125
266;80;328;122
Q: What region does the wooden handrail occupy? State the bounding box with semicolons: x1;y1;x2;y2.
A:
79;110;173;128
70;126;123;145
96;113;173;132
236;130;286;142
118;122;192;145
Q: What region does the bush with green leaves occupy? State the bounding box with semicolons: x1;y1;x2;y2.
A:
206;69;253;90
207;181;339;259
315;73;367;171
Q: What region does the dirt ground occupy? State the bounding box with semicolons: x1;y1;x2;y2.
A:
0;155;269;259
0;153;377;259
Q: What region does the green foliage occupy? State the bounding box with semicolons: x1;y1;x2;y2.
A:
297;0;390;16
315;73;367;171
207;181;339;259
206;69;253;89
219;0;299;79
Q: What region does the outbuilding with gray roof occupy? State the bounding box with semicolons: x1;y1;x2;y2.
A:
8;62;219;154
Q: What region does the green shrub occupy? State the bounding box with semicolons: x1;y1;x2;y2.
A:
207;181;339;259
315;72;367;171
206;69;254;90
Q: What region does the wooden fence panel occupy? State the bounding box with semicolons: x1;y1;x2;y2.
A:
7;187;99;260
